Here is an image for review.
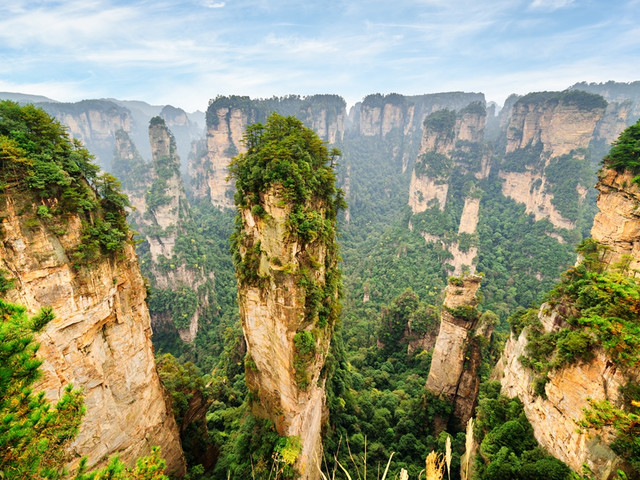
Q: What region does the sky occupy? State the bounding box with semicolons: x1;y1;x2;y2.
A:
1;0;639;112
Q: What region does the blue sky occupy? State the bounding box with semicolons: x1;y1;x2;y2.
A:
1;0;639;112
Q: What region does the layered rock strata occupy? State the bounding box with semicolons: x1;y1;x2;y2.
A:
497;308;625;478
0;195;186;475
496;163;640;479
236;187;336;479
499;92;606;229
591;168;640;271
426;275;491;426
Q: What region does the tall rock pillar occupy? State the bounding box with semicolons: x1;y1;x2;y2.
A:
230;113;343;479
426;274;493;427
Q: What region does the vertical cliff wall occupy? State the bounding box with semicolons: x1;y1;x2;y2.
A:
425;275;492;426
39;100;133;170
496;124;640;478
0;103;185;474
146;117;189;260
408;103;488;275
114;120;211;344
0;213;185;475
231;114;342;478
190;95;347;210
498;91;607;230
591;167;640;271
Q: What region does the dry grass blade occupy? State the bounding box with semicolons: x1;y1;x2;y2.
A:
399;468;409;480
445;435;451;480
380;452;395;480
425;451;445;480
336;458;353;480
346;436;362;480
463;417;474;480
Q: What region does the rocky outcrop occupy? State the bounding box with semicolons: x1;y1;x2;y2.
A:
191;96;347;209
409;104;486;274
146;118;189;260
504;93;605;158
496;307;625;478
499;91;607;230
236;185;338;479
495;161;640;479
40;100;133;169
426;275;491;426
408;173;449;212
0;194;186;475
297;95;347;144
353;92;485;139
591;168;640;271
499;171;576;229
114;121;204;343
409;105;486;214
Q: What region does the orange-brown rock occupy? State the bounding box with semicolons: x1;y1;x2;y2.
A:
237;187;335;479
496;307;625;478
591;168;640;271
0;195;186;476
426;275;491;426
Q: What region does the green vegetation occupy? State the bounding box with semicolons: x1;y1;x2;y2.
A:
0;100;130;266
473;382;571;480
377;288;438;356
362;93;407;109
511;239;640;398
603;117;640;182
517;91;607;111
424;109;456;137
545;149;593;223
293;331;316;389
579;398;640;476
229;112;344;332
501;142;544;172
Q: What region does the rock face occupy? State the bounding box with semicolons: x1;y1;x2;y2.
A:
190;106;253;209
499;92;606;230
236;188;335;479
408;104;487;274
591;168;640;271
0;194;186;475
190;96;347;210
146;118;189;260
40;100;133;169
426;275;491;426
496;163;640;479
496;307;625;478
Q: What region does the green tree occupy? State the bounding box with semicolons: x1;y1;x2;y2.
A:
0;298;170;479
0;298;85;479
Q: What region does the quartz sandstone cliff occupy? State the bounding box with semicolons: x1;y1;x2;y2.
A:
0;194;186;475
236;188;334;479
115;122;207;343
190;97;346;210
409;104;487;274
496;165;640;479
499;94;606;230
426;275;492;426
591;168;640;271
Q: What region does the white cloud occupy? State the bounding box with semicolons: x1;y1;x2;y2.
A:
205;1;226;8
529;0;575;11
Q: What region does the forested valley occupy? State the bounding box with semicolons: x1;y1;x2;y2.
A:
2;81;640;480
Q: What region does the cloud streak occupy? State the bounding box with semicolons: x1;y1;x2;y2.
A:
0;0;638;111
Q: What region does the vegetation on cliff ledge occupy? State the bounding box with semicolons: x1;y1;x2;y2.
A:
603;117;640;183
0;100;130;266
229;111;345;328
